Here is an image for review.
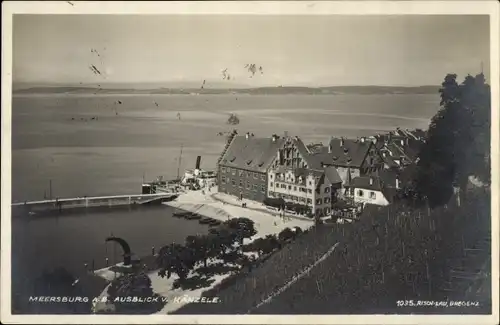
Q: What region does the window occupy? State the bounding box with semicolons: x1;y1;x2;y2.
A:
316;198;322;205
253;184;258;191
221;176;226;184
294;186;297;191
292;196;298;201
288;185;292;190
270;182;273;187
239;170;244;176
281;184;286;189
324;197;331;203
270;174;273;180
308;189;312;194
221;167;226;173
324;207;330;215
239;179;243;187
269;191;275;197
247;181;251;189
315;188;320;194
254;172;258;179
231;179;236;186
325;187;330;193
232;168;236;175
300;187;306;192
309;181;312;185
300;197;306;203
261;174;266;181
261;184;266;192
370;191;376;199
307;198;312;204
358;190;364;197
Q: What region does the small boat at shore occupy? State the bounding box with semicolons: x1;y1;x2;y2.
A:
208;219;222;227
199;217;214;224
189;213;202;220
173;212;188;218
184;213;199;220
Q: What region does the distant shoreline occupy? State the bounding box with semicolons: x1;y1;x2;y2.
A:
12;85;440;96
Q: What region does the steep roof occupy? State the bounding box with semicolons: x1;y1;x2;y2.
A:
304;138;373;169
219;135;285;173
349;176;384;191
324;166;342;184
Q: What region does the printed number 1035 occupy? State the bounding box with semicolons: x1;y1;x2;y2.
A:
397;300;415;307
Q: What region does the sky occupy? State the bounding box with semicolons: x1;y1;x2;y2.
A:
12;14;490;87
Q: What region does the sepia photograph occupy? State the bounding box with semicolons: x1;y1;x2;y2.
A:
1;1;498;324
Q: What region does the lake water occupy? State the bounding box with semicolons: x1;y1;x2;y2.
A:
10;93;440;309
11;94;439;202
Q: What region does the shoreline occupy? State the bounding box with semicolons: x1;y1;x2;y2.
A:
91;189;313;314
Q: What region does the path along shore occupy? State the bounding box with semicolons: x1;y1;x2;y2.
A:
92;188;313;314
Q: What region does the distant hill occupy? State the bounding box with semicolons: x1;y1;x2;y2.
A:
13;85;440;95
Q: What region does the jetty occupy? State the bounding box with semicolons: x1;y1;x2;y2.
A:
11;193;178;216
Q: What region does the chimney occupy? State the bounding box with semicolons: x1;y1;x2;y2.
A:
361;137;366;143
195;156;201;170
369;177;373;186
328;144;332;153
340;137;344;147
400;139;404;146
396;176;400;189
246;132;250;139
272;134;277;142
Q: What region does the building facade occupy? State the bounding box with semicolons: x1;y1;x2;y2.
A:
217;133;285;202
267;167;342;216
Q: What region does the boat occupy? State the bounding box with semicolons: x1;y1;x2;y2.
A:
184;213;199;220
208;219;222;226
199;217;215;224
189;213;202;220
173;212;188;218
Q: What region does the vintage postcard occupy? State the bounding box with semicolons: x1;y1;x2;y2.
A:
1;1;499;324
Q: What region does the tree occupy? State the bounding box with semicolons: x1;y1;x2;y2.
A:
223;217;257;246
253;234;281;256
107;271;162;313
278;227;295;242
185;234;216;268
210;225;238;258
412;73;490;208
157;243;195;281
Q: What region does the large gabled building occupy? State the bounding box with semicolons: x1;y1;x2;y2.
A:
266;135;343;216
217;132;286;202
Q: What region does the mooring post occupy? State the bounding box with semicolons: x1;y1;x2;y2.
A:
84;263;88;272
152;246;155;256
105;257;109;267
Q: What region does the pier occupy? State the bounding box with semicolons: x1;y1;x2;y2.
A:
11;193;178;215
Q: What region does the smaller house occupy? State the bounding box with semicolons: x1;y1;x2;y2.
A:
345;173;400;206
